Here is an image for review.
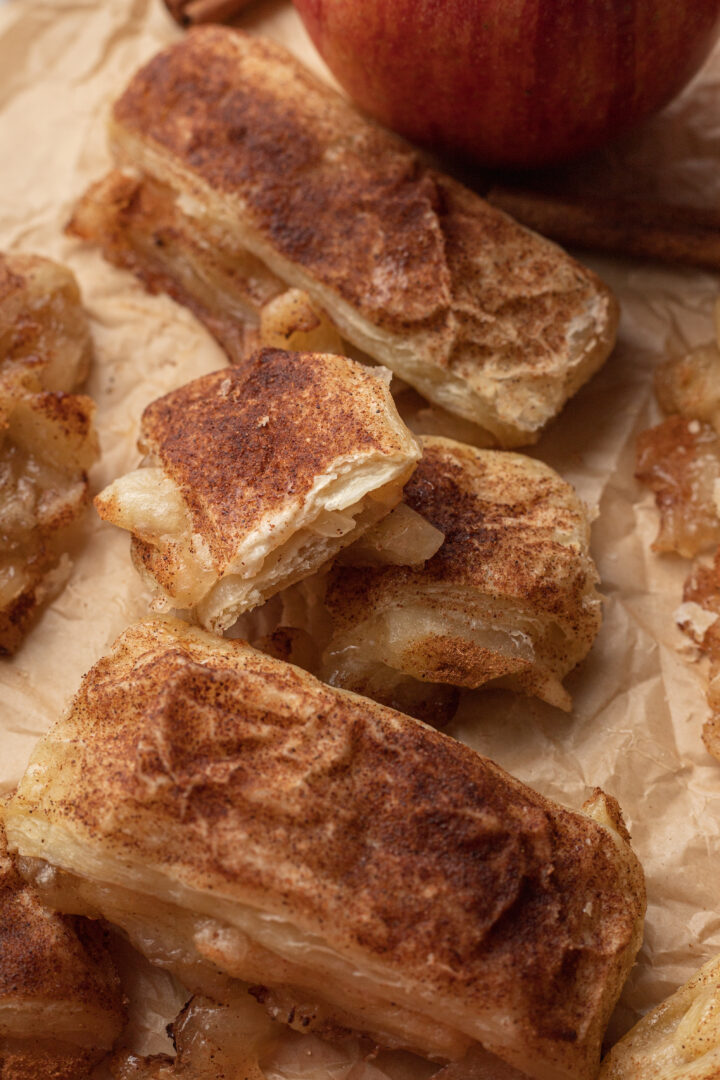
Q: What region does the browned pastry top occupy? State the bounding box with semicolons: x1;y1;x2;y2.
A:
133;348;414;566
327;436;597;636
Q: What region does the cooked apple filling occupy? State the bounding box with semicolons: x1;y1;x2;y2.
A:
108;989;441;1080
0;252;98;653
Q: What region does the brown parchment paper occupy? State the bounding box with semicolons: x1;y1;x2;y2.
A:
2;0;720;1065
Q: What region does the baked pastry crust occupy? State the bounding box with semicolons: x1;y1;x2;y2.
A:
94;348;420;629
6;616;644;1080
0;252;99;654
322;436;602;715
75;26;618;447
598;951;720;1079
0;816;125;1079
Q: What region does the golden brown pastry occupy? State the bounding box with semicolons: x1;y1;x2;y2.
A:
69;26;618;448
320;436;602;719
598;952;720;1079
94;348;420;630
0;815;125;1079
5;616;645;1080
0;253;99;654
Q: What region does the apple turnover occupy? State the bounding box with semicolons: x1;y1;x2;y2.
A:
94;348;420;630
598;951;720;1079
68;26;618;448
0;252;99;653
5;616;645;1080
0;815;125;1078
319;436;602;719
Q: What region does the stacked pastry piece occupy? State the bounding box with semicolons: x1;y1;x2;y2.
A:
93;343;602;721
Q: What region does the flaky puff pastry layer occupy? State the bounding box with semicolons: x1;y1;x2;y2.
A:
323;436;602;715
76;26;617;448
6;617;645;1080
0;253;99;654
0;816;125;1079
95;348;420;630
599;952;720;1079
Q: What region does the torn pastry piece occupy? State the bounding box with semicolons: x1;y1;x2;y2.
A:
0;252;99;653
635;415;720;558
94;348;420;630
70;26;618;447
5;616;645;1080
320;436;602;720
0;814;125;1078
598;951;720;1079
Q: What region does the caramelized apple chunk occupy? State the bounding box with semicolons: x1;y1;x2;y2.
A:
635;415;720;558
676;551;720;761
0;253;99;653
655;342;720;430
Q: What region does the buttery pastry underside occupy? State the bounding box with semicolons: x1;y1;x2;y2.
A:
71;26;619;448
5;617;645;1080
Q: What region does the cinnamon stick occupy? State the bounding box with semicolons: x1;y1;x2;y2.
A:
487;185;720;273
163;0;256;26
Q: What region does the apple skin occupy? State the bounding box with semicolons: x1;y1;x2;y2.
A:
292;0;720;167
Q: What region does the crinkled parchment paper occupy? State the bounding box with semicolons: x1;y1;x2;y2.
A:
2;0;720;1064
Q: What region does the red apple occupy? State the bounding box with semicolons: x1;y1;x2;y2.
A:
292;0;720;168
